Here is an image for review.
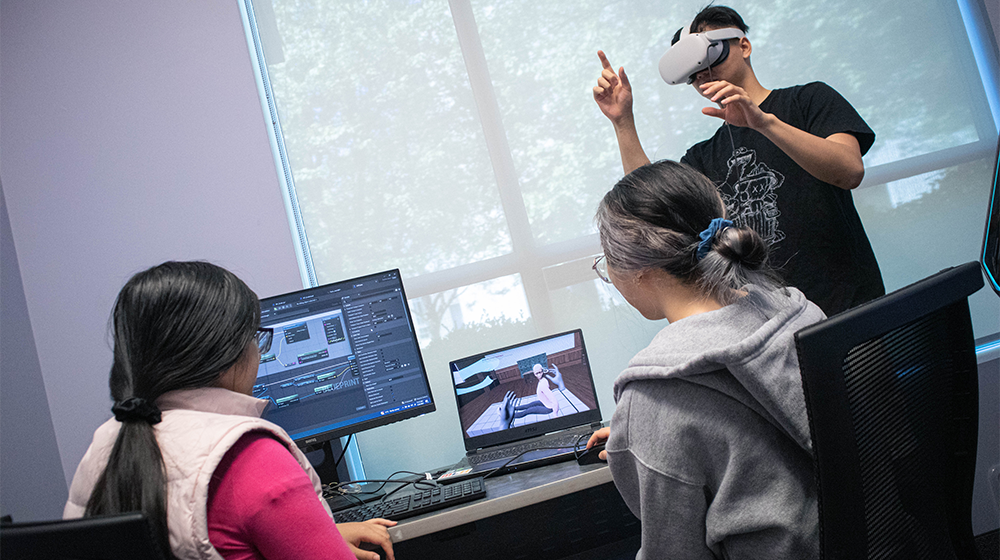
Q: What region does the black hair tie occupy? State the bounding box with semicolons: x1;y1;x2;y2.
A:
112;397;162;425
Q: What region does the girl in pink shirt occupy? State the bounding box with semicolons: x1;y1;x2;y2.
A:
67;261;394;560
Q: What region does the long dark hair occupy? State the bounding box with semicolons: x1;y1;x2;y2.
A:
84;261;260;555
596;160;781;304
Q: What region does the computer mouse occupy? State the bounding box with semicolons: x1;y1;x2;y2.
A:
576;442;607;466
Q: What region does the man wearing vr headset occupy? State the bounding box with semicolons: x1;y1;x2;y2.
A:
593;5;884;317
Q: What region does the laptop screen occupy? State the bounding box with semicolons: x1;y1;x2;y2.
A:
449;329;601;451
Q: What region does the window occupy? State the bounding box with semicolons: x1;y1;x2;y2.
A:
240;0;999;478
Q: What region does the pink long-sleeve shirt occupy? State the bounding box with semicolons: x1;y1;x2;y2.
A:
207;432;355;560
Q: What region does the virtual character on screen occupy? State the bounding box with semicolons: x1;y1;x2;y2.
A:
497;363;564;429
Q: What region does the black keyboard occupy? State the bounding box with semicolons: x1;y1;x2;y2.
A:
332;478;486;523
468;431;589;465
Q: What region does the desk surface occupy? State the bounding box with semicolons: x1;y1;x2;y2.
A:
389;460;614;543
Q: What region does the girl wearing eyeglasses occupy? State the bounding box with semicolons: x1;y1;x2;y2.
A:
586;160;825;559
63;261;394;560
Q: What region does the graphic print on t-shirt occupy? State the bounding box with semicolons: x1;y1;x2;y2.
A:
718;147;785;247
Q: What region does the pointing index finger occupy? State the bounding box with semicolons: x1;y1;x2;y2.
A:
597;50;612;70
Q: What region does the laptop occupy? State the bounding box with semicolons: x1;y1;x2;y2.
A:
438;329;603;481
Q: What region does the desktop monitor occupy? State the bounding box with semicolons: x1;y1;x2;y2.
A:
982;135;1000;296
254;269;434;453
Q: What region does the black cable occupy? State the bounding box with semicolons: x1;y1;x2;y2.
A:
327;477;410;495
572;432;591;459
379;478;437;503
367;471;437;497
327;472;438;503
336;491;367;508
332;433;353;470
328;476;441;517
707;64;737;155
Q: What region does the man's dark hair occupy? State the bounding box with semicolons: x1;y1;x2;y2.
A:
672;4;750;44
691;5;749;34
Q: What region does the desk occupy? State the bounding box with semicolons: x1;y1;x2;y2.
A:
386;461;640;560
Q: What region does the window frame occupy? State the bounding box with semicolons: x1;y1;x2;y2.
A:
238;0;1000;478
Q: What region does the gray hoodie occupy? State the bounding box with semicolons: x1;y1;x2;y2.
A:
606;286;826;559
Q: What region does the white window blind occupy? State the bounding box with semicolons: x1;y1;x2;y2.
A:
240;0;999;478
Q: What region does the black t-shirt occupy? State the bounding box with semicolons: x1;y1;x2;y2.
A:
681;82;884;316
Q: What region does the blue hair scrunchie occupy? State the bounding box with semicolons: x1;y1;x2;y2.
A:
696;218;734;261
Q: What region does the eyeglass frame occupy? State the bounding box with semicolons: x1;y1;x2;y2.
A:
593;255;612;284
256;327;274;356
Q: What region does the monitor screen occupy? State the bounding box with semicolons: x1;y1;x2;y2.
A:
254;269;434;449
449;329;602;451
982;135;1000;296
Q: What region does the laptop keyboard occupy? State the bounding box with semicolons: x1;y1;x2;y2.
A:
468;431;590;465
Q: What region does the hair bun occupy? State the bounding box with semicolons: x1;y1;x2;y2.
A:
713;226;768;269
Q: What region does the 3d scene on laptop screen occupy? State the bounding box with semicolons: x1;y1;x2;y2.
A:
254;269;434;448
450;331;599;439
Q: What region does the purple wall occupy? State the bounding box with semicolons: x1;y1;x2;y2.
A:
0;0;302;519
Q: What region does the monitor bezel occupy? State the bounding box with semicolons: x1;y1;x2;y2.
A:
981;135;1000;295
257;269;435;451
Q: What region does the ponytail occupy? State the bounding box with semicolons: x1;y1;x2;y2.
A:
84;420;170;554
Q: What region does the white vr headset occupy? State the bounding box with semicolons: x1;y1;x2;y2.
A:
658;26;745;85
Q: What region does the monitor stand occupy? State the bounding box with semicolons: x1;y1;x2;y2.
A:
306;439;385;512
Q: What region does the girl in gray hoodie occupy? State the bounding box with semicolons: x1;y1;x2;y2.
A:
586;160;826;559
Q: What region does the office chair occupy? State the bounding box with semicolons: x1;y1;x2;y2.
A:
795;261;984;560
0;511;168;560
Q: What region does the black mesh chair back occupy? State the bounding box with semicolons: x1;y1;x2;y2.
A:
0;512;168;560
794;262;984;560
